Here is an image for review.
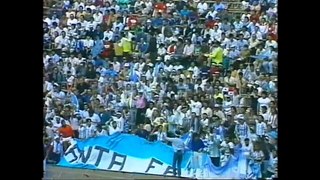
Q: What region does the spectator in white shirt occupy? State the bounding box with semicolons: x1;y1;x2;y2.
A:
258;18;268;35
265;35;278;49
200;112;210;127
52;116;62;131
78;123;87;139
234;116;250;140
211;25;222;41
112;19;124;32
51;85;66;103
78;15;88;29
158;43;167;56
258;91;271;111
67;14;78;27
260;106;269;121
187;63;200;79
93;10;103;24
183;39;195;57
255;115;267;137
96;125;108;136
110;1;120;12
190;96;202;116
85;119;96;139
45;122;55;139
266;107;277;128
112;112;125;131
63;62;76;76
54;31;69;49
266;3;277;16
103;27;114;41
248;34;260;49
197;0;208;15
201;102;213;118
83;36;94;49
108;120;122;135
205;10;218;19
69;113;81;138
145;102;155;119
152;125;167;142
86;17;98;30
87;109;101;127
134;0;145;12
222;96;233;113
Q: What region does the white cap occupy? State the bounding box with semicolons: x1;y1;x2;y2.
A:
124;63;130;67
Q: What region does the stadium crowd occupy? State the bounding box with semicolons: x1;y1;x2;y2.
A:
43;0;278;178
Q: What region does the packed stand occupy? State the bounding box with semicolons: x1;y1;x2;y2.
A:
43;0;277;178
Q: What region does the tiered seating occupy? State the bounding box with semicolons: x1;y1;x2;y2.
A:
170;0;245;18
226;0;245;17
43;0;63;16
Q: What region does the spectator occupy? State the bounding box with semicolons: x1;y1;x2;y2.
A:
46;136;62;164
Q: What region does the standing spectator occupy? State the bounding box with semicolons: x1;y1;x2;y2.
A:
207;132;221;167
47;136;62;164
164;131;185;177
58;120;74;151
189;133;206;178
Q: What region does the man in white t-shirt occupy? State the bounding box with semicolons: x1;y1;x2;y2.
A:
88;110;101;127
258;91;271;111
108;121;122;135
67;14;78;27
190;96;202;116
197;0;208;15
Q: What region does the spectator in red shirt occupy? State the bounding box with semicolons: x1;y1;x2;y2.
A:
250;10;260;22
128;15;139;29
154;0;167;15
58;120;74;151
205;16;215;29
101;40;114;58
268;22;277;40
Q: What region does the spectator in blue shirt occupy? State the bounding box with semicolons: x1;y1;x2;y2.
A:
98;105;112;125
189;133;206;178
191;133;205;151
228;45;241;60
92;36;104;58
137;38;149;54
152;12;164;27
213;1;225;11
103;64;118;78
233;16;244;31
180;6;190;17
167;14;177;26
237;34;249;50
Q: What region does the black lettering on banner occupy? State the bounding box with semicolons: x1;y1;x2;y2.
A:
145;158;163;173
163;166;175;176
94;146;110;167
64;144;79;163
108;152;127;171
81;147;93;163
